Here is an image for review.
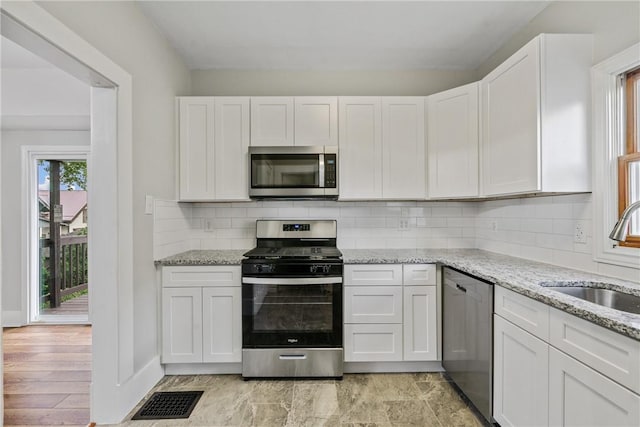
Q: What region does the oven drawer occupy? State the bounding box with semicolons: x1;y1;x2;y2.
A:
344;286;403;324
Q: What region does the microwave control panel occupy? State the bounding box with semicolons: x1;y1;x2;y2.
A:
324;154;337;188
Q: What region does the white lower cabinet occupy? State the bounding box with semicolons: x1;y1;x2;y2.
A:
549;347;640;427
494;287;640;427
161;266;242;364
344;263;438;363
162;287;203;363
403;286;438;361
493;314;549;427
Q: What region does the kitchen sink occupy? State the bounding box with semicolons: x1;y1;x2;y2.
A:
543;283;640;315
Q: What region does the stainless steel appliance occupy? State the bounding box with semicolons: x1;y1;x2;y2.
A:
248;146;338;199
442;267;494;424
241;220;343;378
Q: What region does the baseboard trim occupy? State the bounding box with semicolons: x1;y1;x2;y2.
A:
344;361;444;373
91;355;163;424
164;363;242;375
2;310;25;327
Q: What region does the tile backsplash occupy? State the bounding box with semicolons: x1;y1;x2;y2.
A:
154;194;639;282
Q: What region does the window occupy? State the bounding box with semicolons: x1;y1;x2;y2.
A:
618;69;640;247
593;42;640;268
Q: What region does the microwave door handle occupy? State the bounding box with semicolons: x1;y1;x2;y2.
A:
318;154;325;187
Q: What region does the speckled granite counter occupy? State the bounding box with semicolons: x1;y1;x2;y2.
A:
156;248;640;340
155;249;246;266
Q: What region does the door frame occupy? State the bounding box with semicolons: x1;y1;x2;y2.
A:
22;146;90;324
0;2;157;424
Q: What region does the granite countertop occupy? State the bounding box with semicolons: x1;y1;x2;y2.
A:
156;248;640;340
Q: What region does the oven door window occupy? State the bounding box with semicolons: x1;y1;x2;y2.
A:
243;281;342;348
251;154;319;188
253;283;333;331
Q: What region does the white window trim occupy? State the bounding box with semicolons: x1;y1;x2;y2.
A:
593;42;640;269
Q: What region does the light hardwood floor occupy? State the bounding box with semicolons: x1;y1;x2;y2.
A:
3;325;91;426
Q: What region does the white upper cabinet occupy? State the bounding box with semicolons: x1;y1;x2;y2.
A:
481;34;592;196
427;82;479;198
382;97;426;199
250;97;294;146
179;97;215;200
178;97;250;201
294;97;338;146
339;97;426;200
338;97;383;199
250;96;338;146
214;97;250;200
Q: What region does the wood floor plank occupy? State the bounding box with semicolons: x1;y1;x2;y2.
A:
3;325;91;426
3;408;90;425
4;394;68;409
4;370;91;383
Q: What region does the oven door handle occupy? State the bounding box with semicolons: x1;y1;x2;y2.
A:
242;277;343;285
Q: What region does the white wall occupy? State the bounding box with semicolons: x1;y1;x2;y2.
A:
37;1;191;374
477;1;640;77
474;1;640;281
191;69;477;96
1;130;90;324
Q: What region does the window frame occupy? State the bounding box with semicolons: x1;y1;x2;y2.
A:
618;69;640;247
593;42;640;268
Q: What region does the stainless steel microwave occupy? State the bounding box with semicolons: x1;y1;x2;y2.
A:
249;146;338;199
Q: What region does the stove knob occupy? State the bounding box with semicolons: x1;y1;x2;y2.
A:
256;264;263;273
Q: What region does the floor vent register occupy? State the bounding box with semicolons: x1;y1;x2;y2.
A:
131;391;204;420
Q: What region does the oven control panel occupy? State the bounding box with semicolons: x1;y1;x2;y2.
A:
310;264;332;274
283;223;310;232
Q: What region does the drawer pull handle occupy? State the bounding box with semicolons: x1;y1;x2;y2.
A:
279;354;307;360
456;284;467;293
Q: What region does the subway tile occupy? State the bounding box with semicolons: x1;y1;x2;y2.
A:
447;238;476;249
246;208;279;218
356;217;387;228
214;207;247;218
519;245;554;263
447;217;475;228
231;217;256;229
521;218;553;234
278;207;310;218
231;239;255;250
418;217;448;228
573;237;593;254
416;238;448;248
309;207;341;218
432;207;462;217
371;207;402;217
262;201;294;208
200;238;233;250
551;249;598;273
340;207;372;217
552;219;574;236
572;203;593;220
355;238;388;249
386;238;417;248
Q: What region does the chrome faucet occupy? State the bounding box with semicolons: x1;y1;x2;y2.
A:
609;200;640;241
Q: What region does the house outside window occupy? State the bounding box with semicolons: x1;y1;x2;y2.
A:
593;42;640;268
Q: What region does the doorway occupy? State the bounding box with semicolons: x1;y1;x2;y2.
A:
31;156;89;323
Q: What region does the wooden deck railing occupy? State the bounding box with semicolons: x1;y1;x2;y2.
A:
40;235;88;307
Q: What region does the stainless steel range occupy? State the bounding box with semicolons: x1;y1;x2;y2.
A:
241;220;343;378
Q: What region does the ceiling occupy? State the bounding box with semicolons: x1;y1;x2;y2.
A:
137;0;550;70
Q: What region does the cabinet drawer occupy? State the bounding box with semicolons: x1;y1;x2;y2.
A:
550;308;640;394
402;264;436;286
162;266;241;287
344;264;402;286
344;287;403;324
495;286;549;341
344;323;403;362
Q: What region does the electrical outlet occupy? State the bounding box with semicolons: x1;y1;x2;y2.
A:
204;218;215;233
144;195;153;215
491;221;498;232
399;219;410;230
574;221;587;244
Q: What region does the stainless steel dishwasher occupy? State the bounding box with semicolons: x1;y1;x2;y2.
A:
442;266;494;424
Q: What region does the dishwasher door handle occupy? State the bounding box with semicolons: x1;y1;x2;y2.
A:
456;284;467;293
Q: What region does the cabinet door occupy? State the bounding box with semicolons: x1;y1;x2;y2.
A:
294;97;338;146
493;315;549;427
344;323;403;362
403;286;438;361
214;97;250;200
338;97;383;199
202;287;242;363
481;38;539;196
344;286;403;324
549;347;640;427
178;97;215;200
427;83;479;198
382;97;426;199
250;97;294;146
162;287;202;363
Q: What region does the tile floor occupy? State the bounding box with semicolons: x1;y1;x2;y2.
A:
114;373;485;427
